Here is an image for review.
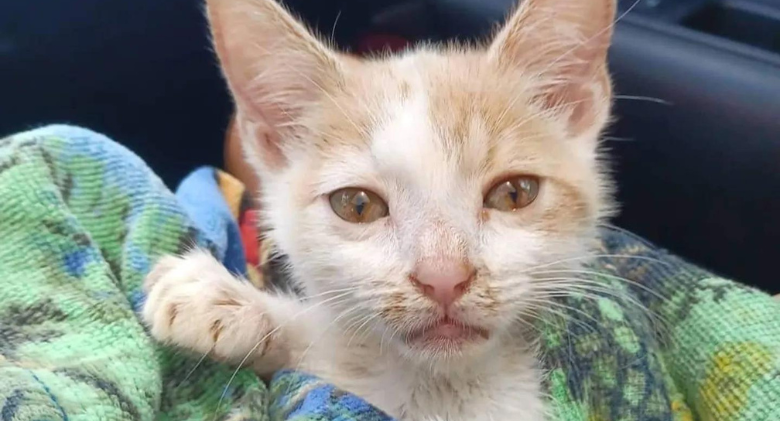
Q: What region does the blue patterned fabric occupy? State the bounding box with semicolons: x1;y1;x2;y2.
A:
176;166;248;277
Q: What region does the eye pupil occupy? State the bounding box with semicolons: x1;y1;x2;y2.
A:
509;186;519;203
353;192;368;215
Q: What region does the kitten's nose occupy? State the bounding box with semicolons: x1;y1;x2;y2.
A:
410;258;475;308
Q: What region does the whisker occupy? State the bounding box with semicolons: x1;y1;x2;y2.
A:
614;95;672;106
529;278;660;317
528;279;671;338
602;136;635;143
523;298;606;332
215;290;355;417
520;253;671;274
330;10;342;45
292;304;362;377
303;286;361;300
509;312;545;335
518;304;591;333
530;269;669;301
542;0;645;74
597;223;656;246
347;313;382;347
379;324;391;356
174;351;211;390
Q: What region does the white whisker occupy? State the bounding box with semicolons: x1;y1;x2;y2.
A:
542;0;645;74
215;290;355;417
293;304;362;375
614;95;671;106
520;253;671;273
530;269;668;301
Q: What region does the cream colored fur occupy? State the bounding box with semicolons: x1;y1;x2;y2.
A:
142;0;618;419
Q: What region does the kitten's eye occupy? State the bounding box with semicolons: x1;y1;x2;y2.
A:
484;176;540;212
329;188;389;223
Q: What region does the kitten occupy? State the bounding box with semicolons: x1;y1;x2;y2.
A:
142;0;617;419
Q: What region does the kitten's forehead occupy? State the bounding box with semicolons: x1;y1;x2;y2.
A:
370;88;445;183
358;52;566;180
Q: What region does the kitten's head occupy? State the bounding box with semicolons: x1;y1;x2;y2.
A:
208;0;616;362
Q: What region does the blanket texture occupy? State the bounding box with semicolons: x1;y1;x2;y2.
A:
1;125;779;421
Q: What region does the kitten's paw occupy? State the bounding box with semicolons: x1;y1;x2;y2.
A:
143;254;186;293
141;250;275;362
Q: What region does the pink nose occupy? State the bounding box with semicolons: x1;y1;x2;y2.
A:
410;258;475;308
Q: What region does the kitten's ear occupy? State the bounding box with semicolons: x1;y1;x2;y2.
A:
488;0;616;138
207;0;343;170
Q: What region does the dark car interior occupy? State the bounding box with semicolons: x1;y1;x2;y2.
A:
2;0;778;293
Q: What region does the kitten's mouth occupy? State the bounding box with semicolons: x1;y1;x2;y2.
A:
404;317;490;348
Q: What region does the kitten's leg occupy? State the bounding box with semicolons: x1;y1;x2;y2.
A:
141;250;307;376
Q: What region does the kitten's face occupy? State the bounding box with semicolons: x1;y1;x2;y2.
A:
208;0;616;361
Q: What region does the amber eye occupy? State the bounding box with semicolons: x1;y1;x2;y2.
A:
329;188;389;223
484;176;540;211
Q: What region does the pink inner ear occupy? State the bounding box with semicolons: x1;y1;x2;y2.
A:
235;115;289;172
488;0;616;137
207;0;343;171
258;130;287;169
537;77;605;136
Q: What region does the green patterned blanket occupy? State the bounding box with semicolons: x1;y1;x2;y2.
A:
1;125;779;421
